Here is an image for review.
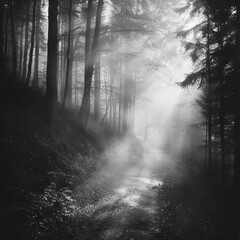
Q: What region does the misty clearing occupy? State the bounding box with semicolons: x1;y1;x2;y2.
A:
1;0;240;240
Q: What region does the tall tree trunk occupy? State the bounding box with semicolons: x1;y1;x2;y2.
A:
60;36;65;102
25;0;37;88
79;0;104;127
84;0;93;72
45;0;58;127
19;21;24;78
57;32;61;102
94;51;101;122
234;1;240;203
118;59;123;135
218;26;225;187
9;0;17;80
204;116;208;174
33;0;41;88
74;59;78;106
131;71;137;131
112;63;117;132
105;76;109;124
21;0;30;82
0;0;4;66
109;57;114;128
62;22;68;101
102;82;112;124
62;0;73;110
206;10;212;177
113;94;117;132
122;56;129;134
78;0;93;126
232;4;240;238
59;20;65;102
68;40;74;104
4;4;9;61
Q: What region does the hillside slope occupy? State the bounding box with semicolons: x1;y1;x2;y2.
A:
0;86;110;239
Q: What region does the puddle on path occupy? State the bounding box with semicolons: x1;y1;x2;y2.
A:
131;177;163;186
112;174;164;208
76;168;165;240
124;194;140;207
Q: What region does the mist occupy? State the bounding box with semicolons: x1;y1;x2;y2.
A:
1;0;240;239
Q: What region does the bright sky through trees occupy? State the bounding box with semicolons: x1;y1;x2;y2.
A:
125;0;202;142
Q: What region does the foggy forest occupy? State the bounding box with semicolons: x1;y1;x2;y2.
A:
1;0;240;239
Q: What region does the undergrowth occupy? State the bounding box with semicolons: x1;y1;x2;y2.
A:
0;84;112;240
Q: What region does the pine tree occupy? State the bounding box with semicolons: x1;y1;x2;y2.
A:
45;0;58;126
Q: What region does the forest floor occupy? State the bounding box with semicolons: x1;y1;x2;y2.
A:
0;86;237;240
74;149;236;240
0;86;112;239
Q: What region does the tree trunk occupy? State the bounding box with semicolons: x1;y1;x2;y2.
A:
4;4;9;62
79;0;104;127
131;71;137;131
204;117;208;174
102;82;112;124
9;0;17;80
78;0;93;127
113;93;117;132
25;0;37;88
231;4;240;238
60;21;65;102
218;25;225;187
45;0;58;127
206;10;212;177
118;59;123;135
19;21;24;78
68;41;74;104
33;0;41;88
94;51;101;122
74;59;78;106
234;2;240;202
21;0;30;82
109;58;114;128
62;0;73;110
0;0;4;66
122;56;129;134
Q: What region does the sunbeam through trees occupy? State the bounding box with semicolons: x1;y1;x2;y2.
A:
1;0;240;239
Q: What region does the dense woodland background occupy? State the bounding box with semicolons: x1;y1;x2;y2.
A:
1;0;240;239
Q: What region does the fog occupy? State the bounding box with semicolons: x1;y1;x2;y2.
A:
74;0;205;217
3;0;240;238
96;0;204;174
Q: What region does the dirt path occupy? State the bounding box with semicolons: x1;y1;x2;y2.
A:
74;150;225;240
75;165;165;240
